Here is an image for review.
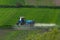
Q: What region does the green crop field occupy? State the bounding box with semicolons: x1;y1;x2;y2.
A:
0;0;56;6
0;0;60;40
0;5;60;40
0;8;60;26
0;0;16;5
0;0;24;5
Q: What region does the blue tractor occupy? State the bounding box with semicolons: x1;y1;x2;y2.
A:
16;17;35;26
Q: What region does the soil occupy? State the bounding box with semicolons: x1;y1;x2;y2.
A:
54;0;60;6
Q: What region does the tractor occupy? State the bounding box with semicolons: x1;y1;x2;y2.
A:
16;16;35;27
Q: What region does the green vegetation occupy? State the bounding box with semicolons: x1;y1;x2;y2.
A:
0;0;60;40
0;0;16;5
0;0;24;5
0;8;60;26
0;28;60;40
0;0;55;6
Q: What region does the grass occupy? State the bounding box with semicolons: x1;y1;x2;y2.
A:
0;28;60;40
0;0;55;6
0;0;59;40
0;7;60;40
0;0;24;5
0;0;16;5
0;8;60;26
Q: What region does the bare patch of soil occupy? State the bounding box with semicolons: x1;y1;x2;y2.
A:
54;0;60;6
24;0;36;5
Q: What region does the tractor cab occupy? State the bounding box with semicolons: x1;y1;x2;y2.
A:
19;16;25;25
